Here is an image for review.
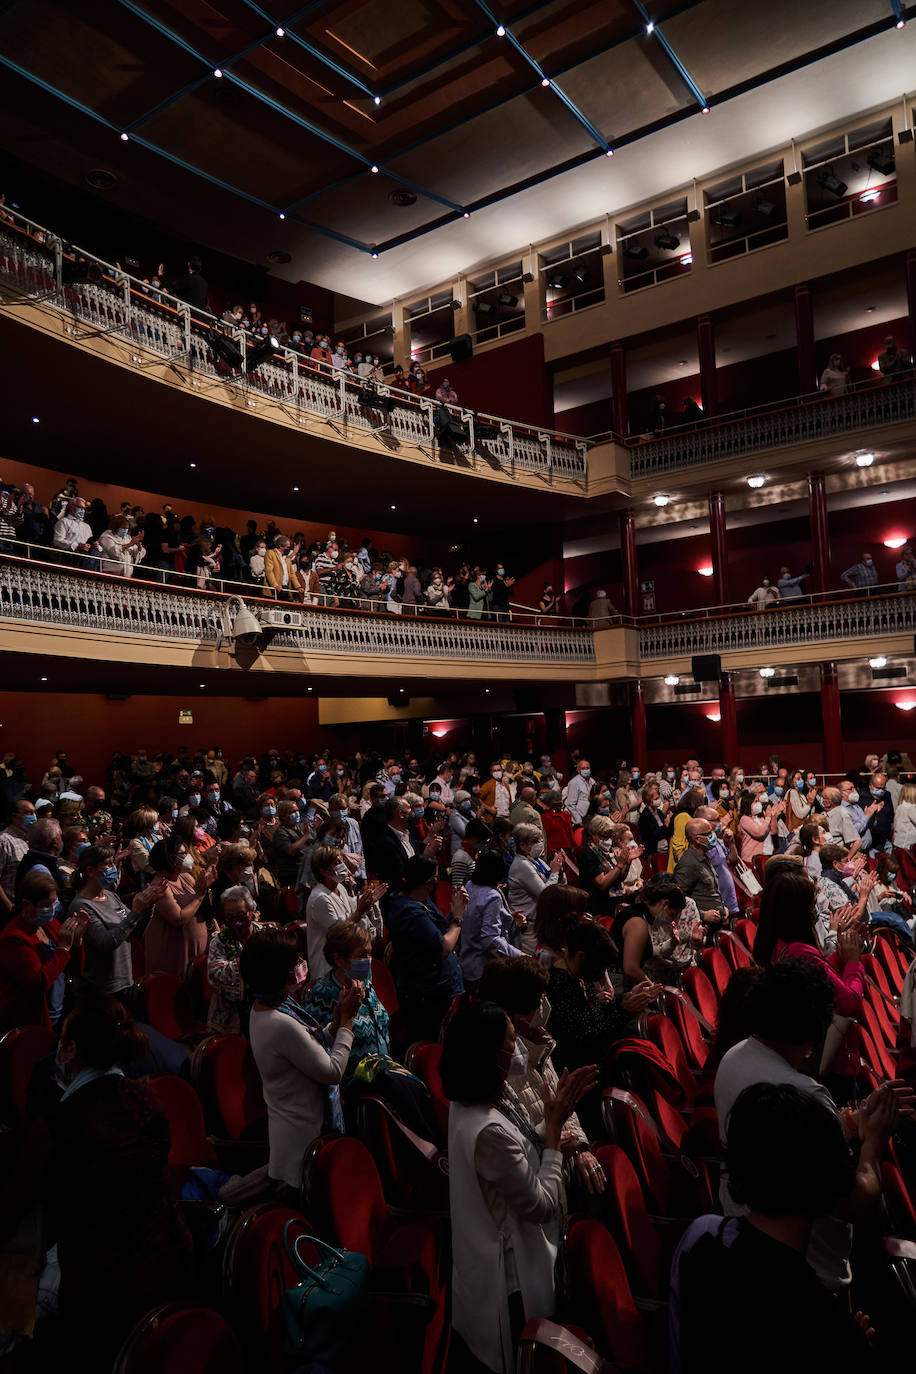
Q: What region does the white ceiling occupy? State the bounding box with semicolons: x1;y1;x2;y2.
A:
284;22;916;303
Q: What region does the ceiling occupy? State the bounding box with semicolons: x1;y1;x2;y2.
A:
0;0;912;304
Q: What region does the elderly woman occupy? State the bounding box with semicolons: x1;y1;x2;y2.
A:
305;844;385;983
125;805;160;888
508;823;564;953
71;844;145;999
0;871;87;1033
614;769;641;824
575;815;626;919
137;835;218;978
243;928;361;1190
306;922;389;1087
461;848;524;988
638;780;671;854
99;515;145;578
207;885;260;1034
442;999;597;1373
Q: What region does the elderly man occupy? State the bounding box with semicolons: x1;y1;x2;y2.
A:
696;806;740;918
0;799;36;918
840;552;878;591
777;564;810;601
673;818;726;928
53;496;100;568
896;545;916;590
508;786;544;834
823;783;879;856
15;817;63;893
565;759;594;825
866;772;895;854
264;533;302;600
877;335;913;379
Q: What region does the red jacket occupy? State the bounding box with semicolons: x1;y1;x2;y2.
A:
543;809;576;852
0;917;70;1034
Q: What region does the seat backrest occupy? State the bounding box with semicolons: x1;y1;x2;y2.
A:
856;1022;896;1081
566;1220;647;1370
221;1205;320;1365
883;1161;916;1238
607;1038;686;1109
682;966;720;1025
0;1025;55;1129
307;1135;388;1265
370;957;400;1015
646;1014;696;1104
194;1035;267;1140
594;1145;665;1298
113;1301;244;1374
411;1041;450;1137
701;946;733;998
663;989;711;1072
861;994;895;1052
143;1074;217;1170
186;954;213;1021
604;1088;672;1213
135;973;195;1041
862;952;899;1006
734;917;758;952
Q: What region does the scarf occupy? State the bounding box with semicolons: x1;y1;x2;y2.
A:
256;993;344;1134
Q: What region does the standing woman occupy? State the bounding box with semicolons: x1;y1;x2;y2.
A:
508;824;564;952
72;844;145;1000
666;787;706;872
467;571;491;621
442;1000;597;1374
785;769;816;834
461;848;524;989
614;769;641;825
139;835;217;978
125;805;160;889
576;815;627;919
0;872;87;1034
736;790;783;866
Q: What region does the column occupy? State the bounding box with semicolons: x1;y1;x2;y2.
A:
794;282;817;394
630;681;647;766
391;300;410;368
543;707;569;776
696;313;717;416
906;249;916;358
820;662;843;776
807;471;831;594
610;340;629;438
618;508;638;617
708;491;728;607
718;671;738;767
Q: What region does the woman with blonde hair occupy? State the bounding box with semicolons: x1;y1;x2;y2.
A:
614;769;640;824
125;805;159;887
893;782;916;850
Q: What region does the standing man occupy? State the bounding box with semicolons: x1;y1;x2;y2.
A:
489;564;515;624
777;563;812;602
840;553;878;592
565;760;594;826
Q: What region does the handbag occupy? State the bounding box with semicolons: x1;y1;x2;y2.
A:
280;1221;371;1361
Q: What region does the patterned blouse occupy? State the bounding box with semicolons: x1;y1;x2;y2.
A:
305;972;390;1086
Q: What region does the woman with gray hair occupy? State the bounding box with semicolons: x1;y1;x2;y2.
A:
576;814;628;920
508;823;565;953
207;884;260;1034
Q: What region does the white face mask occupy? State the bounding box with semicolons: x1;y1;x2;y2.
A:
334;861;349;881
180;853;194;871
506;1040;529;1080
751;801;763;816
527;994;551;1032
529;841;545;859
847;791;859;805
598;838;615;854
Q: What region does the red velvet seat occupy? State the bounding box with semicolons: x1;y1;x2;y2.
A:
186;954;213;1022
0;1025;55;1129
856;1022;897;1081
718;927;753;971
873;932;907;995
649;852;668;874
113;1301;244;1374
604;1086;713;1217
518;1318;614;1374
862;951;901;1007
734;917;758;956
408;1041;450;1139
894;848;916;889
190;1033;267;1142
221;1205;326;1367
142;1073;218;1174
566;1219;648;1370
646;1013;699;1106
370;956;407;1057
862;992;897;1053
594;1144;667;1298
682;966;720;1024
701;946;733;999
134;972;199;1041
662;986;712;1072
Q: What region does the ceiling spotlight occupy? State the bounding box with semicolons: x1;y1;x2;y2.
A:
31;416;39;423
747;474;766;488
40;676;48;682
646;20;655;34
653;494;670;507
370;164;379;173
664;674;679;686
371;250;378;258
390;503;396;510
548;273;569;291
605;147;614;157
473;517;478;523
463;211;470;219
817;167;847;198
759;667;776;678
753;195;775;217
625;242;649;261
897;17;906;27
374;94;381;105
573;267;590;286
199;682;206;689
293;485;299;492
245;334;279;372
496;24;506;36
276;26;284;36
189;461;197;468
120;131;129;141
697;565;714;577
278;211;285;219
884;536;907;548
213;67;223;77
712;206;740;228
541;77;550;87
869;656;888;669
654;229;679;251
868;147;895;177
856;452;875;467
701;105;710;114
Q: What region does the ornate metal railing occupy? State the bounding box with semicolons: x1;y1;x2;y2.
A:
628;377;916;479
0;559;596;666
639;592;916;659
0;214;587;481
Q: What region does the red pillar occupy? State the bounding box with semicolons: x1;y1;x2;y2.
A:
719;670;738;768
697;313;717;416
630;680;647;766
794;282;817;394
820;662;843;776
610;341;628;438
708;491;728;607
619;508;639;618
906;249;916;358
807;471;831;595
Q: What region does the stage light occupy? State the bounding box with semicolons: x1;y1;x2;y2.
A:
713;206;740;228
868;148;895;177
548;273;569;291
245;334;279;373
463;211;470;219
653;494;670;507
498;290;519;308
855;452;875;467
753;195;775;217
573;267;590;285
625;242;649;260
817;167;847;198
747;474;766;488
654;229;679;251
207;328;244;370
31;416;39;424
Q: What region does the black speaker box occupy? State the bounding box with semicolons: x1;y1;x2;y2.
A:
448;333;473;362
691;653;722;682
387;694;410;708
515;687;543;714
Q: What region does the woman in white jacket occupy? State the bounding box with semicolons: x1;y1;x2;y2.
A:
99;516;146;578
893;782;916;850
442;1000;596;1373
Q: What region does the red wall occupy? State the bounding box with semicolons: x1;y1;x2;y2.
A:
426;333;553;429
0;692;321;787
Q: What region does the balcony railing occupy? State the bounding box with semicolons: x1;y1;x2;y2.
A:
0;557;597;666
0;211;587;482
627;375;916;479
639;589;916;659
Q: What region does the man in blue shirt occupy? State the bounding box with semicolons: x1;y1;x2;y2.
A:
840;552;878;590
777;564;811;601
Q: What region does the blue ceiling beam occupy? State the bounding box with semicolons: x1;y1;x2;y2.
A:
632;0;709;111
238;0;377;99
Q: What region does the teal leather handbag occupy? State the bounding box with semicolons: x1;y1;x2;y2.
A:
280;1221;371;1360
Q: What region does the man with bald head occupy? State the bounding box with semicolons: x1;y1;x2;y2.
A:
696;805;739;919
673;817;726;929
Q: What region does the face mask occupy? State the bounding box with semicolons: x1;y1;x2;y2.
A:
666;771;675;781
32;904;57;928
188;793;201;807
736;775;745;785
720;788;729;799
773;786;783;797
117;527;129;538
262;806;276;818
654;799;664;810
506;1040;528;1080
841;861;856;877
491;772;502;781
319;765;328;775
528;994;551;1032
336;767;345;776
348;957;372;983
412;806;425;820
529;841;545;859
580;769;591;780
847;791;859;805
598;806;610;816
872;787;884;797
887;868;898;879
21;813;36;829
460;801;473;815
208;791;220;804
864;558;872;566
795;780;805;791
429;787;441;798
751;801;763;815
598;838;615;854
807;778;817;788
181;854;194;872
334;862;349;882
496;567;505;577
101;865;119;888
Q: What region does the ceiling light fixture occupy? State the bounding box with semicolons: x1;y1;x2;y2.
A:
463;211;470;219
496;24;506;36
199;682;205;689
278;211;285;219
293;485;299;492
541;77;550;87
605;147;614;157
120;131;129;141
213;67;223;77
856;452;875;467
390;504;396;510
701;105;710;114
884;536;907;548
897;17;906;27
371;250;378;258
697;565;714;577
276;26;284;37
646;21;655;34
664;674;679;685
896;699;916;711
370;164;379;173
653;494;670;507
759;667;775;678
859;190;881;204
869;656;888;669
747;474;766;488
374;95;381;105
189;461;197;468
706;711;721;722
40;676;48;682
31;416;39;423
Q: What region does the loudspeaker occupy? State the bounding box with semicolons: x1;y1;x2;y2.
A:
448;333;473;362
691;653;722;682
387;694;410;708
515;687;543;714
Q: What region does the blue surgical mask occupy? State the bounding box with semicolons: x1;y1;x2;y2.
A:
412;806;425;819
872;787;885;797
337;768;344;776
460;801;473;814
171;811;178;822
598;806;610;816
75;842;90;857
21;813;36;829
262;806;276;818
796;780;805;791
580;769;591;780
773;786;783;797
188;793;201;807
101;865;119;888
32;903;57;928
348;957;372;983
209;791;220;803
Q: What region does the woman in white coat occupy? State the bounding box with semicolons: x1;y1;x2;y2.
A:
99;516;146;578
441;1000;597;1373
